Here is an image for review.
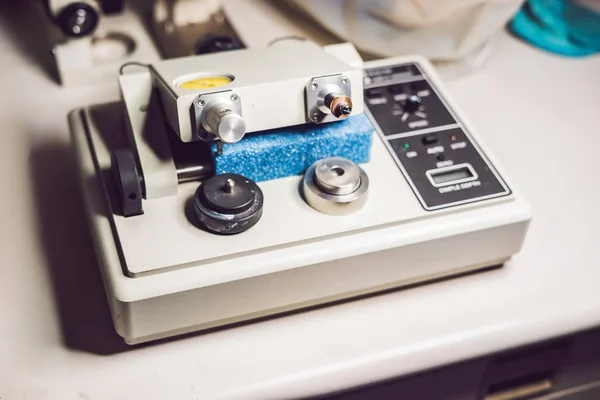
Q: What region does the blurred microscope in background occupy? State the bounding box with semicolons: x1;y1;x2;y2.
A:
31;0;249;85
6;0;600;87
19;0;528;86
44;0;125;38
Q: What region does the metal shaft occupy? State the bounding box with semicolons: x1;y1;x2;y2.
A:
176;162;213;183
168;133;214;183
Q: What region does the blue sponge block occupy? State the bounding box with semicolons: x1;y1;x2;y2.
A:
210;114;374;182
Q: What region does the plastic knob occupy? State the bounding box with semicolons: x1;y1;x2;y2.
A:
56;3;99;38
404;94;422;113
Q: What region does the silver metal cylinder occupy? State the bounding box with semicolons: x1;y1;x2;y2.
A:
169;135;214;183
176;162;212;183
303;157;369;215
202;102;246;144
313;158;361;195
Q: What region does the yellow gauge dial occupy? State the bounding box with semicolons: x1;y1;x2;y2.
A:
177;75;232;90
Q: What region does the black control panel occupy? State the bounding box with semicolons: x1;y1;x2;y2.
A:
363;62;510;210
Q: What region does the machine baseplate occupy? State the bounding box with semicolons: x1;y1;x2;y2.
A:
79;102;521;280
82;103;427;276
69;56;532;343
70;56;531;304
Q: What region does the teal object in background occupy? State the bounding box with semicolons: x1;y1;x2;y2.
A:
210;114;374;183
511;0;600;56
565;3;600;49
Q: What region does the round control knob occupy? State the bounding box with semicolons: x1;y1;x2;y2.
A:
202;103;246;144
56;3;99;38
303;157;369;215
403;94;422;113
194;173;263;235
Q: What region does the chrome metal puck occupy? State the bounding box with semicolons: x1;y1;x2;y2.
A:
303;157;369;215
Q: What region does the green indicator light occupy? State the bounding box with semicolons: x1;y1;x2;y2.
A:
403;143;410;149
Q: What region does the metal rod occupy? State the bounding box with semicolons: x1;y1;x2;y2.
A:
176;162;212;183
168;132;215;183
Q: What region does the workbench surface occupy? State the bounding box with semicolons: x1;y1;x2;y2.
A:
1;4;600;399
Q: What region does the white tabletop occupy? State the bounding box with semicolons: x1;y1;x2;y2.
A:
2;13;600;400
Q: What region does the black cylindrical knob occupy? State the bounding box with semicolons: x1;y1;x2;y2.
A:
56;3;99;38
403;94;422;113
194;174;263;235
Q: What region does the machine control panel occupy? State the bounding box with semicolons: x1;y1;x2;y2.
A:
363;62;510;210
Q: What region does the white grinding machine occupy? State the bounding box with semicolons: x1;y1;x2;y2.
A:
69;41;531;344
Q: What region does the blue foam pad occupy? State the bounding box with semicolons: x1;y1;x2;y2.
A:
210;114;374;182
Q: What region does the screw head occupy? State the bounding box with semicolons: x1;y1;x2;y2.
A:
230;94;238;101
311;82;318;90
198;99;205;106
341;77;348;84
312;113;319;122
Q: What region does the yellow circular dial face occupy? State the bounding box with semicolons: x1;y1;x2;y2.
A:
177;76;232;90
